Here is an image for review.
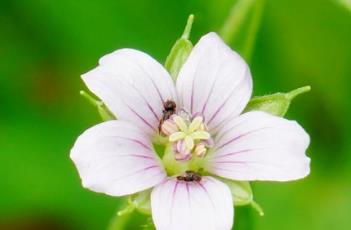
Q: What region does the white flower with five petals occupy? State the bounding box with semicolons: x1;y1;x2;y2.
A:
71;32;310;230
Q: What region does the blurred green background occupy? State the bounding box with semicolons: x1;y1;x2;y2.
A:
1;0;351;229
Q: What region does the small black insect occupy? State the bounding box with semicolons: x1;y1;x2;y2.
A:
177;170;202;182
158;100;177;133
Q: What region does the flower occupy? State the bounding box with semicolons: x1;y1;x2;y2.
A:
71;32;310;230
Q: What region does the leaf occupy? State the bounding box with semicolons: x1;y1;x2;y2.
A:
165;14;194;80
244;86;311;116
80;90;115;121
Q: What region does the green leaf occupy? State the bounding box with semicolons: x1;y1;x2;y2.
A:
244;86;311;116
80;90;116;121
221;179;253;206
165;14;194;81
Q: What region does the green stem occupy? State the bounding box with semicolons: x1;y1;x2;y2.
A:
241;0;265;62
219;0;265;62
107;211;133;230
219;0;256;44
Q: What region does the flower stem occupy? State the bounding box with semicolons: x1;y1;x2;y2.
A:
219;0;265;62
241;0;265;62
107;211;132;230
219;0;256;44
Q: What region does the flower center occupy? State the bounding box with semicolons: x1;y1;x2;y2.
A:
161;113;212;161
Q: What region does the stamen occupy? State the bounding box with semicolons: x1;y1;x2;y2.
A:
194;143;207;157
173;140;191;161
161;119;179;136
162;113;211;161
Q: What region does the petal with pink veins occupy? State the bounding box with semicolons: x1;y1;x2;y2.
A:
70;120;166;196
82;49;177;135
176;32;252;133
208;111;310;181
151;176;233;230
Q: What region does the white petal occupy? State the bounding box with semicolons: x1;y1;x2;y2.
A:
208;111;310;181
151;177;233;230
70;120;166;196
82;49;177;135
176;32;252;133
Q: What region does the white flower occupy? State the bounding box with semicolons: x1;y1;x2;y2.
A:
71;32;310;230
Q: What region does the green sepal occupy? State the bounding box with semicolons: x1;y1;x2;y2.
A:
165;14;194;81
128;189;152;215
244;86;311;117
221;179;253;206
117;189;152;218
220;178;264;216
117;203;135;217
251;200;264;216
80;90;116;121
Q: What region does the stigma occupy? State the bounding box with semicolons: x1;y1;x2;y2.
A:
161;114;212;161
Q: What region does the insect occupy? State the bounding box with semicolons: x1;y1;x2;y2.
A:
177;170;202;182
158;100;177;133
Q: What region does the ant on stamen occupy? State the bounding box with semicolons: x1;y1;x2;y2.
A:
158;100;177;133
